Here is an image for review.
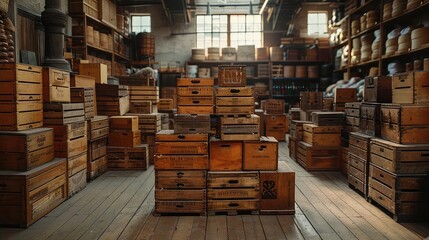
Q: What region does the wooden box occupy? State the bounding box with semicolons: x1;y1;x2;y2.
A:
215;105;255;115
289;136;297;160
300;92;323;111
97;95;130;116
155;201;206;214
0;128;54;170
69;0;99;19
368;164;429;222
155;130;208;155
220;114;260;141
289;120;311;140
177;86;214;97
107;144;148;170
259;162;295;214
364;76;392;103
243;136;278;170
0;63;43;131
70;74;97;114
174;114;210;134
71;87;95;120
158;99;174;111
68;168;87;197
334;88;357;103
99;0;117;27
216;96;253;106
370;138;429;174
0;158;67;227
45;121;87;142
216;87;253;97
87;116;109;141
265;126;286;142
42;67;71;103
360;103;381;137
177;78;214;87
96;84;128;98
130;101;152;114
54;135;87;158
108;130;141;147
303;124;341;147
79;63;107;84
177;105;214;114
209;138;242;171
156;170;206;189
88;137;107;161
118;76;157;86
218;65;246;87
87;155;107;181
297;141;341;171
43;103;85;125
155;189;206;201
125;113;162;134
263;99;285;114
155;155;208;170
109;116;139;132
345;102;361;117
265;113;287;140
311;112;345;126
380;104;429;144
129;86;159;103
392;71;429;104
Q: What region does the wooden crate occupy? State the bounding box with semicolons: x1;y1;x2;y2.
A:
88;137;107;161
334;88;357;103
209;139;242;171
297;141;341;171
158;99;174;111
177;86;213;99
300;92;323;111
289;120;311;140
303;124;341;147
68;168;87;197
42;67;71;103
54;135;88;158
380;104;429;144
263;99;285;114
156;170;207;188
243;136;278;170
118;76;157;86
264;113;287;141
69;0;99;19
259;162;295;214
217;65;246;87
96;84;128;97
178;96;214;106
130;101;152;114
311;111;345;126
71;87;95;120
289;136;297;161
360;103;381;137
87;116;109;141
45;121;86;142
109;116;139;132
70;74;97;114
155;201;206;215
108;130;141;147
177;106;214;114
0;128;54;170
216;96;253;106
155;130;208;155
0;158;67;227
323;97;334;111
107;144;148;170
97;95;130;116
79;63;107;84
392;71;429;104
364;76;392;103
216;106;255;115
0;63;43;131
219;114;260;141
368;164;429;222
125;113;161;134
99;0;117;28
271;65;283;78
177;78;214;87
216;87;253;97
174;114;210;134
43;103;85;125
128;86;159;103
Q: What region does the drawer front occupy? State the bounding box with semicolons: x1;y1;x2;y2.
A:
348;165;365;182
156;170;206;178
349;133;370;150
369;165;395;189
155;189;206;201
348;153;366;172
348;174;365;194
216;87;253;97
155;142;208;155
207;188;260;200
208;173;259;188
177;86;214;97
178;97;214;106
208;199;259;211
348;145;368;160
155;176;206;189
155;155;208;170
155;201;206;214
177;78;214;87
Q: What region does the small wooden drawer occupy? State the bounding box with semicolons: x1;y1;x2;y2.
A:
348;164;365;182
177;86;214;97
216;87;253;97
155;201;206;214
43;67;71;103
348;174;365;195
155;189;206;201
348;153;366;173
348;145;368;161
364;76;392;103
177;78;214;87
349;132;371;150
207;171;259;188
208;199;259;211
155;170;206;189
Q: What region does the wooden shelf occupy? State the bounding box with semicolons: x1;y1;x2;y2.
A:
383;2;429;25
114;52;130;61
331;16;348;28
270;60;324;64
85;14;130;40
272;77;320;81
272;95;300;98
350;0;376;15
131;60;157;65
350;24;380;40
381;44;429;61
334;68;348;73
87;44;113;55
187;60;270;64
349;59;379;69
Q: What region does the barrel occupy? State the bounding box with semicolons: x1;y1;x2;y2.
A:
221;47;237;61
351;20;360;35
283;66;295;78
308;66;319;78
100;33;108;49
366;10;377;29
295;66;308;78
138;32;155;59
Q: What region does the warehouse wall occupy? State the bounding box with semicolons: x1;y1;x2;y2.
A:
129;5;194;67
293;4;333;38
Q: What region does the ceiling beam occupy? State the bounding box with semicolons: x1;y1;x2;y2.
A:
272;0;283;30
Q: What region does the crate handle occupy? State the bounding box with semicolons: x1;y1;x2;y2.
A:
191;91;199;94
378;196;383;200
228;203;239;207
230;89;240;93
421;153;429;157
258;145;267;151
28;66;32;70
56;76;65;81
177;183;184;188
189;128;197;132
228;180;239;184
191;79;201;84
193;101;200;104
177;135;186;140
379;147;384;153
29;96;33;99
176;204;184;208
379;173;384;178
177;172;184;177
220;144;231;148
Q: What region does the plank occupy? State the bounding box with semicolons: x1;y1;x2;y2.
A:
259;215;286;240
171;216;194;240
293;205;321;240
151;217;179;240
242;215;266;240
227;216;246;240
189;216;207;240
277;215;305;240
206;216;227;240
136;213;160;240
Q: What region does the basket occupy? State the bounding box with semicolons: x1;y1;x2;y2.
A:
0;0;9;15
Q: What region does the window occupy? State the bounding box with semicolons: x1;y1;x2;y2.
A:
307;12;328;36
131;15;151;33
196;15;262;49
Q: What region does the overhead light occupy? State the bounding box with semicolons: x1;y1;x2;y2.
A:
259;0;268;15
206;2;211;15
249;1;254;15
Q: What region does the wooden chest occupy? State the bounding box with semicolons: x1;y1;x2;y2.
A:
107;144;148;170
174;114;210;134
263;99;285;114
300;91;323;111
364;76;392;103
0;158;67;227
259;162;295;214
97;95;130;116
303;124;341;147
311;111;345;126
218;65;246;87
207;171;259;213
43;103;85;125
71;87;95;120
289;136;297;161
289;120;311;140
380;104;429;144
109;116;139;132
297;141;341;171
130;101;152;114
125;113;162;134
370;138;429;174
360;103;381;137
334;88;357;103
54;135;87;158
87;116;109;141
210;139;242;171
42;67;71;103
108;130;141;148
46;121;86;144
243;136;278;170
219;114;260;141
0;63;43;131
96;83;129;97
368;164;429;222
0;128;54;170
392;71;429;104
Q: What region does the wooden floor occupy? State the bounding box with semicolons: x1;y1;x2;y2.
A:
1;142;429;240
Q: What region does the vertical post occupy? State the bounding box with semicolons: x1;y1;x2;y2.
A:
41;0;70;70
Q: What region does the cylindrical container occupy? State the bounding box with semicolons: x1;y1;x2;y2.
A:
424;58;429;71
414;60;423;71
256;47;269;60
138;32;155;59
93;30;100;46
192;48;206;61
353;38;361;49
207;47;220;60
366;10;377;29
221;47;237;61
411;27;429;50
385;37;398;56
198;68;210;78
407;0;421;11
405;62;413;72
308;66;319;78
211;66;219;78
392;0;406;17
100;33;108;49
398;33;411;53
269;47;283;61
295;66;308;78
284;65;295;78
187;65;198;77
351;20;360;35
360;15;367;32
383;2;393;20
86;26;94;45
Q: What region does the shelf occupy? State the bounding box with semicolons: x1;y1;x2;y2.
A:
85;14;130;40
187;60;270;64
272;95;300;98
114;52;130;61
351;0;376;15
349;59;379;69
87;44;113;55
280;44;317;49
331;15;348;28
213;77;269;80
350;23;380;40
270;60;324;64
381;44;429;61
383;2;429;25
272;77;320;81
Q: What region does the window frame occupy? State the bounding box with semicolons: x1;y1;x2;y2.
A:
306;11;328;37
131;14;151;33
